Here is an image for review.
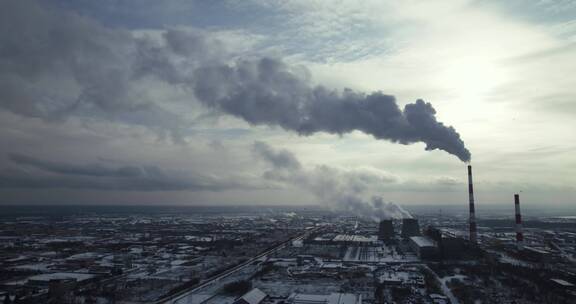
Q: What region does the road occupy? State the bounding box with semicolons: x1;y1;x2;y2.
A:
155;230;311;304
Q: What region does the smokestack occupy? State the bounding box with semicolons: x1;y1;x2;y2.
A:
467;165;477;243
514;194;524;250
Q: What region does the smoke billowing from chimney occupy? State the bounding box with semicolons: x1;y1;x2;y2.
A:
252;141;412;220
193;58;471;162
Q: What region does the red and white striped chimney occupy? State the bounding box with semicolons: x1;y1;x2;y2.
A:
514;194;524;249
467;165;477;243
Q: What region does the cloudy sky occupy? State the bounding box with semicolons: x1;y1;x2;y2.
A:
0;0;574;210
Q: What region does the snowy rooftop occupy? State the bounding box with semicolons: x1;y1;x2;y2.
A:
409;236;436;248
332;235;376;243
550;278;575;287
236;288;267;304
287;292;361;304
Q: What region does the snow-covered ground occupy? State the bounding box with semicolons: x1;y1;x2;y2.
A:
441;274;467;284
173;264;259;304
422;265;459;304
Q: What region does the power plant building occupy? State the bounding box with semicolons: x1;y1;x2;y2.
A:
424;227;466;259
401;219;421;238
378;220;395;240
409;236;438;259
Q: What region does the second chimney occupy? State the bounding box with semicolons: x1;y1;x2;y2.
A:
468;165;477;243
514;194;524;249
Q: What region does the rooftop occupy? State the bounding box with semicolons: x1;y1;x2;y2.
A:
287;292;361;304
235;288;267;304
409;236;436;248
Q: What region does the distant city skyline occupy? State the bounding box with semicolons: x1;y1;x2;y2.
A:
0;0;575;208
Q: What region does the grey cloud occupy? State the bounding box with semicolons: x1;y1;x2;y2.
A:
3;153;258;192
9;153;145;178
0;0;200;139
0;173;218;192
253;141;410;219
252;141;301;170
0;0;470;161
0;0;131;116
434;176;461;186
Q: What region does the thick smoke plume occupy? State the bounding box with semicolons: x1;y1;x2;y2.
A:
0;0;471;162
253;141;412;220
194;60;471;162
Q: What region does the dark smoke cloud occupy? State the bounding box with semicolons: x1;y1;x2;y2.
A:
193;59;471;161
3;153;259;192
252;141;411;219
0;0;471;161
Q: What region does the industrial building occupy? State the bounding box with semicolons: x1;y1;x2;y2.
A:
424;227;466;259
378;220;395;240
401;218;421;238
332;234;377;246
409;236;438;259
